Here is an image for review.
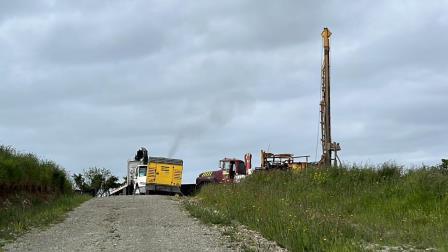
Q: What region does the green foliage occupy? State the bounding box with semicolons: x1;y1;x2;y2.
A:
0;145;72;194
104;175;120;191
438;159;448;173
188;163;448;251
0;194;91;246
73;167;120;196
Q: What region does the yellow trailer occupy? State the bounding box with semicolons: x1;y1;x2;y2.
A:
146;157;183;194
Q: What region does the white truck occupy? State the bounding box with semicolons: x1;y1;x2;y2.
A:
110;147;184;195
126;160;148;194
109;147;148;196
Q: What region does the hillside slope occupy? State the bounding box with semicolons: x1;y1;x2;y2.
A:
186;164;448;251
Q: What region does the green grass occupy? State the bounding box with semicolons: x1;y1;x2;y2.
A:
0;144;91;249
185;164;448;251
0;145;72;194
0;194;91;247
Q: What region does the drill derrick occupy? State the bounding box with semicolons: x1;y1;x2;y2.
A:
319;28;341;167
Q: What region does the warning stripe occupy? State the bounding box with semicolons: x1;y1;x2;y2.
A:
200;171;213;177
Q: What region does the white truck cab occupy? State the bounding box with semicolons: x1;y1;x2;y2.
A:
134;165;147;194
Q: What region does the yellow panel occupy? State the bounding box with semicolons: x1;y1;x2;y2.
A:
146;162;157;184
147;161;183;188
155;163;173;186
172;164;183;186
290;163;307;171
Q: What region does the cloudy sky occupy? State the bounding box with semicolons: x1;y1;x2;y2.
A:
1;0;447;183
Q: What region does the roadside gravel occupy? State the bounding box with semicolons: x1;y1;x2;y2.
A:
4;195;234;252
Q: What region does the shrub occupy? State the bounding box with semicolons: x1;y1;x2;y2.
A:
0;145;72;194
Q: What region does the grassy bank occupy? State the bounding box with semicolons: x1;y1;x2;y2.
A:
185;164;448;251
0;145;72;194
0;193;91;246
0;144;90;247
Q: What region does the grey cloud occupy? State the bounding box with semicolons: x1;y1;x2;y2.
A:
0;0;447;183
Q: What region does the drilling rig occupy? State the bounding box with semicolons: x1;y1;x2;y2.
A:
319;27;341;167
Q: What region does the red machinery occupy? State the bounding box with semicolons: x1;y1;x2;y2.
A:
196;153;252;187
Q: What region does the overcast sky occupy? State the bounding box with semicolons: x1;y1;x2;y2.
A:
1;0;447;183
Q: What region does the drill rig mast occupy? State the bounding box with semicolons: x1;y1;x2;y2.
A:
319;27;341;167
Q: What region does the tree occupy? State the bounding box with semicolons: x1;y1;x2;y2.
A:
72;173;85;191
104;175;121;192
83;167;111;196
73;167;121;196
441;159;448;169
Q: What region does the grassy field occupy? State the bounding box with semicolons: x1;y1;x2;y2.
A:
185;163;448;251
0;193;91;247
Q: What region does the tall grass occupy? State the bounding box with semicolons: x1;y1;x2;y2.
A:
0;145;72;194
186;164;448;251
0;194;91;246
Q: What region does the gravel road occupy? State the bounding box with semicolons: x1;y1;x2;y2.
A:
4;195;234;252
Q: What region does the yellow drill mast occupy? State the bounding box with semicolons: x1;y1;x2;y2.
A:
319;28;341;167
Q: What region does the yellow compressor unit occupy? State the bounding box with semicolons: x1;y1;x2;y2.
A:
146;157;183;194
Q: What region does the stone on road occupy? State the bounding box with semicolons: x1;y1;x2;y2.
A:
5;195;233;252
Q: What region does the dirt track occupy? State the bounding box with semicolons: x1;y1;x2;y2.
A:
4;195;233;251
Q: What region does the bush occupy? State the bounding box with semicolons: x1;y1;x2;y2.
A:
0;145;72;194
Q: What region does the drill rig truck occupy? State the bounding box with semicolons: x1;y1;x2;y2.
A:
196;153;252;187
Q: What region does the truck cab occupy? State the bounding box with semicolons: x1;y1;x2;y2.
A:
196;154;252;187
220;158;247;183
135;165;147;194
134;165;148;194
